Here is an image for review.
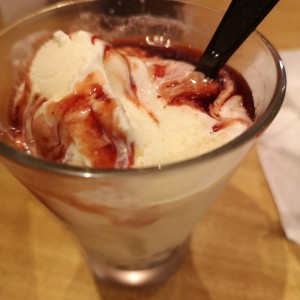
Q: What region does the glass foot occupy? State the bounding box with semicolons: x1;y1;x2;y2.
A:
85;243;188;287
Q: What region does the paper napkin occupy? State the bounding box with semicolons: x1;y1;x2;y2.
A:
257;49;300;244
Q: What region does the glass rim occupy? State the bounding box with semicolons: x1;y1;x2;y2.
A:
0;0;286;178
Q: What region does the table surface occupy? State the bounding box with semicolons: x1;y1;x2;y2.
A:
1;1;300;299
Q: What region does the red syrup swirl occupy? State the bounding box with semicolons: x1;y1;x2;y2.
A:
11;72;134;168
42;74;134;168
10;38;254;169
115;41;255;121
103;41;159;124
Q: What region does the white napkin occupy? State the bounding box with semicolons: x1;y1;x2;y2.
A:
257;49;300;244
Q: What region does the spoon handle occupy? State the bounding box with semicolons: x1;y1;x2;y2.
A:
196;0;280;78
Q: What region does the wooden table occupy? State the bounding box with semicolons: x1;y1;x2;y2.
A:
0;1;299;299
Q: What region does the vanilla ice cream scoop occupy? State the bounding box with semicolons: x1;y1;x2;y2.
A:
11;30;254;168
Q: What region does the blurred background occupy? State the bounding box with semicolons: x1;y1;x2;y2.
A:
0;1;68;25
0;0;299;51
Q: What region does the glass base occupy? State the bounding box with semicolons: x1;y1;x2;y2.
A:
86;243;188;287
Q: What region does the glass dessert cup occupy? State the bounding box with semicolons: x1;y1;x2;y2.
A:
0;0;285;287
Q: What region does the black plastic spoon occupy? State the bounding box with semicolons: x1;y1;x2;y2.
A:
196;0;280;78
